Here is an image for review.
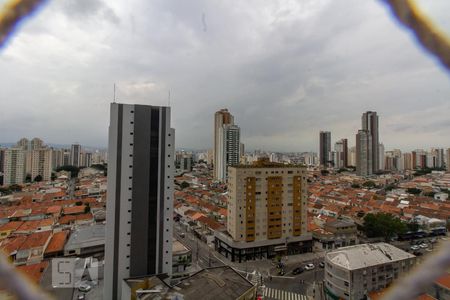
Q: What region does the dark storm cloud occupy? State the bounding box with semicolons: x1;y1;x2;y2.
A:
0;0;449;151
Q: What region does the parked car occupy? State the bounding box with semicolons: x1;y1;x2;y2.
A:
180;233;185;238
292;267;304;275
420;243;428;249
278;269;285;276
319;262;325;268
77;294;86;300
78;283;91;293
410;245;420;251
304;264;315;270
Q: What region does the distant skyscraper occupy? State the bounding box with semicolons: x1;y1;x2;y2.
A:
446;149;450;172
3;148;26;186
0;148;5;174
31;148;52;181
334;139;348;168
361;111;379;171
349;146;356;167
403;153;413;170
70;144;81;167
356;130;372;176
213;109;240;181
16;138;29;150
379;143;385;170
104;103;174;300
52;149;64;170
30;138;43;150
319;131;331;167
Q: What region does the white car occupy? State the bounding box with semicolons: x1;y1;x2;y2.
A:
78;283;91;293
419;243;428;249
410;245;420;251
304;264;315;270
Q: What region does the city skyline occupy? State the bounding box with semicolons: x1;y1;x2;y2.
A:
1;1;450;152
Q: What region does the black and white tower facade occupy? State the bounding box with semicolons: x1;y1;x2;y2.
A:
104;103;175;300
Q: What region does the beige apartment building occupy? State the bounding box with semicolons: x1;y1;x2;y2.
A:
31;148;53;182
215;158;312;262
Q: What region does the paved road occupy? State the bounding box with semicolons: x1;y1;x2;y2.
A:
174;223;323;297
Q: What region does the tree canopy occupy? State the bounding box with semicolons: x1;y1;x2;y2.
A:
56;165;80;177
362;213;407;241
362;181;376;188
407;188;422;195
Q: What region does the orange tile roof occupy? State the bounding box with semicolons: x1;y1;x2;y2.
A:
46;205;62;214
19;231;52;250
63;205;86;215
59;213;93;225
0;235;27;255
436;272;450;289
0;221;23;232
416;294;437;300
45;231;68;254
16;261;49;284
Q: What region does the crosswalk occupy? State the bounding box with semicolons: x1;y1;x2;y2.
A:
262;287;309;300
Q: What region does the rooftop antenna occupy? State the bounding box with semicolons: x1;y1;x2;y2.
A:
113;83;116;103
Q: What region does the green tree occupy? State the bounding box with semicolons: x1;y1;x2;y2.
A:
424;191;436;198
351;183;361;189
84;204;91;213
362;213;407;241
407;188;422;195
180;181;190;189
51;172;57;181
55;165;80;177
406;220;420;232
75;201;83;206
321;170;329;176
363;181;376;188
34;175;42;182
25;174;32;183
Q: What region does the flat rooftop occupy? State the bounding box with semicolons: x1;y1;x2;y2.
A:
65;224;105;251
124;266;255;300
326;243;415;270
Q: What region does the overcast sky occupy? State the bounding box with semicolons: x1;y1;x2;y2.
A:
1;0;449;152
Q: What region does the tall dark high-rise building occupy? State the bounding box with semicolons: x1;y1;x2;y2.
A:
319;131;331;167
361;111;379;172
104;103;175;300
70;144;81;167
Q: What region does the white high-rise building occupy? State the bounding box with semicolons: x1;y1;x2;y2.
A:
379;143;385;170
356;130;372;176
3;148;26;186
214;109;240;181
104;103;174;300
31;148;52;181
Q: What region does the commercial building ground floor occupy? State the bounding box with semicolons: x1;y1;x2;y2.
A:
214;232;313;263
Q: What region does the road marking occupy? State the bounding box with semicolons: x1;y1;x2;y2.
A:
262;287;307;300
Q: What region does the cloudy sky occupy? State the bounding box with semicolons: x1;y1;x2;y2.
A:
1;0;449;152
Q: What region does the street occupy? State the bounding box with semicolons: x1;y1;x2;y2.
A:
174;223;324;299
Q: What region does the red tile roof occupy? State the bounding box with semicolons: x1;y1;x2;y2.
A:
19;231;52;250
45;231;68;254
0;221;23;232
16;261;49;284
63;205;86;215
436;272;450;289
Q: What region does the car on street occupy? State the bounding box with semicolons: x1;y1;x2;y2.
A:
304;263;315;270
319;262;325;268
292;267;304;275
420;243;428;249
78;283;91;293
77;294;86;300
180;233;185;238
278;269;285;276
410;245;420;251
